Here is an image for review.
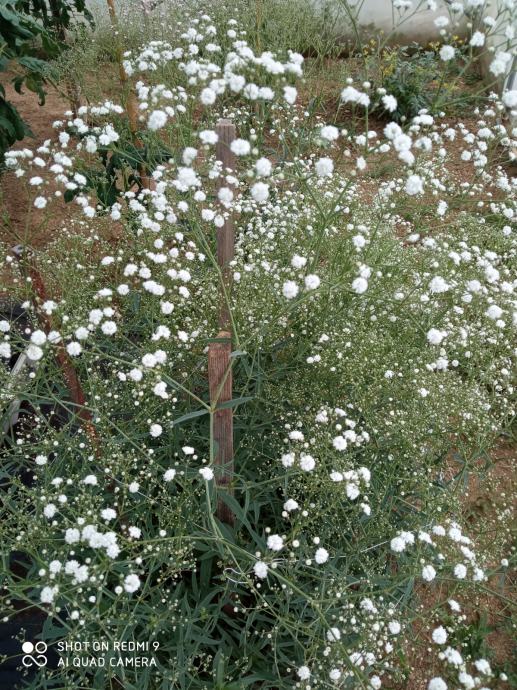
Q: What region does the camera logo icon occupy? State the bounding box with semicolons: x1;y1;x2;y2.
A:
21;641;48;668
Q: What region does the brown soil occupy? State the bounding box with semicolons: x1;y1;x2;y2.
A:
397;443;517;690
0;74;71;252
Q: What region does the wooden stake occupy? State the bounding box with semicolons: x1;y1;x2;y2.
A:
208;331;234;525
215;119;236;329
207;119;237;525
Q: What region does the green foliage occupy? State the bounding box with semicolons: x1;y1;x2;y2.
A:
17;0;92;34
0;0;92;165
376;47;441;122
0;1;53;160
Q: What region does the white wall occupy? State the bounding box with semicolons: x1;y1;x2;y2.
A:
310;0;516;94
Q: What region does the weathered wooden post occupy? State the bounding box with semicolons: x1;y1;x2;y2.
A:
214;119;236;329
208;119;236;525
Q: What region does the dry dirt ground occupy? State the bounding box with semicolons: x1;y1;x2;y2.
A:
0;76;72;252
401;445;517;689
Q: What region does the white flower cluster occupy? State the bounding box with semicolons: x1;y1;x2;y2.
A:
297;593;406;688
391;520;488;584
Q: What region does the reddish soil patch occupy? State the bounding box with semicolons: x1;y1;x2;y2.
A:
397;442;517;690
0;74;71;250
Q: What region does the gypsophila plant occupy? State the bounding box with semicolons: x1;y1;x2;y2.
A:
1;1;516;688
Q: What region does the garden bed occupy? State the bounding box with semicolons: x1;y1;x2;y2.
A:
0;1;516;689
